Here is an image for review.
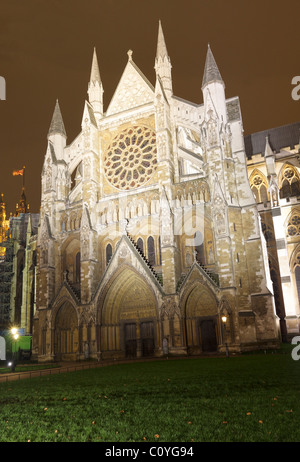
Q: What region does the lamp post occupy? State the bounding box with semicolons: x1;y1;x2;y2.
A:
222;316;229;358
9;327;19;372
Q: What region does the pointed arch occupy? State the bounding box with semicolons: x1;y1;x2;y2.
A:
147;236;155;266
53;301;79;360
290;245;300;306
285;207;300;238
249;169;269;203
97;265;158;358
106;243;113;266
62;237;81;285
137;237;144;254
279;163;300;199
70;161;83;191
181;280;219;353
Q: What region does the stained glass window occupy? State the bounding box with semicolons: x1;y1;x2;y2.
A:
104;126;157;190
280;167;300;198
75;252;80;283
250;174;269;203
137;238;144;254
147;236;155;266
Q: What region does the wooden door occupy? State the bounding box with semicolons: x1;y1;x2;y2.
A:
125;323;137;358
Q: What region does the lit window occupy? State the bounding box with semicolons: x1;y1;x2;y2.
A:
280;167;300;198
250;174;269;203
104;126;157;190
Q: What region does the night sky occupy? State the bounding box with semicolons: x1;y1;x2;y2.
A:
0;0;299;214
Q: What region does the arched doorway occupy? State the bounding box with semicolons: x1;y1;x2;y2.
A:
99;267;158;359
184;283;219;354
54;302;79;361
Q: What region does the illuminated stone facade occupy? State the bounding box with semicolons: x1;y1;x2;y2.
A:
32;23;280;361
0;194;10;261
246;124;300;339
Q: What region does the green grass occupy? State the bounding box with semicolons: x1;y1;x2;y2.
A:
0;348;300;442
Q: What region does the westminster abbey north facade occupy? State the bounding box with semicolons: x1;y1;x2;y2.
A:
31;23;283;361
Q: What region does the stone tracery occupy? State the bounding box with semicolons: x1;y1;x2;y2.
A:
104;125;157;190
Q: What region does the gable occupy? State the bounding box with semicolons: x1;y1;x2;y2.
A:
106;57;154;116
95;234;164;305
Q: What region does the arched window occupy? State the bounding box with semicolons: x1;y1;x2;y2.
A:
250;173;269;203
194;231;205;265
296;266;300;305
158;236;162;265
280;166;300;199
106;244;112;266
137;238;144;254
61;218;67;232
147;236;155;266
260;184;268;203
70;161;82;191
75;252;80;283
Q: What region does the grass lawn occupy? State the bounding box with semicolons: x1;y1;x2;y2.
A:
0;347;300;443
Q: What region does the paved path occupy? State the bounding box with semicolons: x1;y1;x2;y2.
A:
0;353;229;383
0;356;182;383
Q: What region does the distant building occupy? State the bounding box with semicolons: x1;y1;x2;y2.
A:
246;123;300;339
0;187;39;334
32;23;281;362
0;194;10;261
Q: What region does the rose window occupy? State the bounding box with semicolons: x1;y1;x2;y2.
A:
104;126;157;190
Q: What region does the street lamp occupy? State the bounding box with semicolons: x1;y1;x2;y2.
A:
9;327;19;372
222;316;229;358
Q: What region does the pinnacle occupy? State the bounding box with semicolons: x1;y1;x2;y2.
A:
202;44;223;88
156;20;169;60
48;100;66;138
90;47;101;84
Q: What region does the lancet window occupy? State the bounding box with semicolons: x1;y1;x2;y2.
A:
250;172;269;203
106;243;112;266
279;166;300;199
194;231;205;265
147;236;155;266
